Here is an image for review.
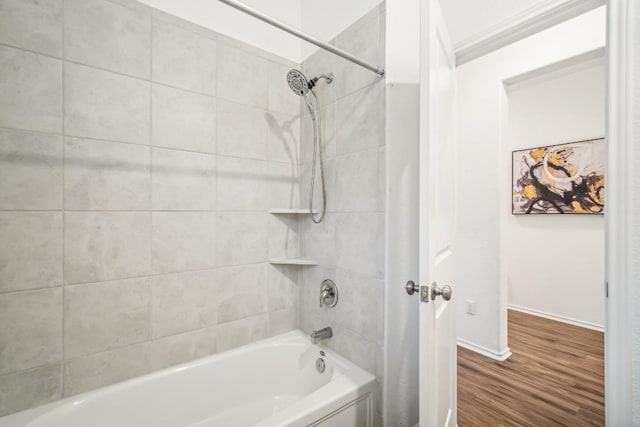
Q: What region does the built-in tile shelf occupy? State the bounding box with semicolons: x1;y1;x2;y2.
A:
269;210;316;266
269;258;318;266
269;209;313;214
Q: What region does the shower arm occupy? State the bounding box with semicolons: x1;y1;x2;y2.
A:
217;0;385;78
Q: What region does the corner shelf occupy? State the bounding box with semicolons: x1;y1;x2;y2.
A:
269;208;317;266
269;209;313;214
269;258;318;266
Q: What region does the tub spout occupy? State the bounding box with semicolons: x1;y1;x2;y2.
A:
310;327;333;344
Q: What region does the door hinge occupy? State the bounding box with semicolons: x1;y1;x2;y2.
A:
605;281;609;298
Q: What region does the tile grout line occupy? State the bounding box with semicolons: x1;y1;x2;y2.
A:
60;0;66;398
148;8;154;352
0;124;309;166
1;260;285;296
0;42;299;115
62;307;280;366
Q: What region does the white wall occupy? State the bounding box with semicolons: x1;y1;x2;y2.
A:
455;7;606;356
505;58;605;329
137;0;302;62
384;0;419;84
383;1;420;426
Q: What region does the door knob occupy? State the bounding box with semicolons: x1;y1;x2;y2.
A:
431;283;452;301
405;280;419;295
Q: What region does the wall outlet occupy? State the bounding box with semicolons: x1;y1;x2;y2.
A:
465;300;477;315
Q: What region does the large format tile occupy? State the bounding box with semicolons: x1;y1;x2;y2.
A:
216;213;267;267
299;266;336;335
0;46;62;133
301;46;337;108
216;100;268;160
266;161;299;210
335;213;384;278
64;277;151;358
335;269;381;341
216;264;267;323
151;84;216;153
216;157;268;211
0;0;62;57
152;148;216;211
152;212;216;274
299;157;336;214
301;103;335;163
151;8;218;40
64;62;150;144
0;212;62;293
266;111;300;164
217;44;268;109
0;363;62;417
151;269;217;338
64;212;151;284
375;345;384;417
335;83;383;155
335;12;380;98
64;0;150;78
0;128;62;210
63;342;151;396
216;314;268;353
152;19;217;95
267;265;298;312
0;288;62;375
268;214;299;261
150;326;217;371
64;137;150;210
267;61;300;115
268;307;297;336
335;148;382;212
379;10;386;67
299;214;336;268
334;328;376;374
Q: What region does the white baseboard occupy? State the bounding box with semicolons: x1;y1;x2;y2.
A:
508;304;604;332
456;338;512;361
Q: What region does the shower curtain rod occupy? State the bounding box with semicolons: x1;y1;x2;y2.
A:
217;0;385;77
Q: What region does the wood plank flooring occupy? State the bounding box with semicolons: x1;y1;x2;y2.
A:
457;309;604;426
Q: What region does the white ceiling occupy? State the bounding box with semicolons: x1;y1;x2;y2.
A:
439;0;555;48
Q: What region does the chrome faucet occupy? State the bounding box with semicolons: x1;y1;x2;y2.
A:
310;327;333;344
319;279;338;308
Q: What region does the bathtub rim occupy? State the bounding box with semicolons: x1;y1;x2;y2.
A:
0;329;376;427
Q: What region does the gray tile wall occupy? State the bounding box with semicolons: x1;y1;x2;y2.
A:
298;4;386;424
0;0;301;416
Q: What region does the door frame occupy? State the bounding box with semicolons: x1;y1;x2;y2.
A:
383;0;636;424
457;2;634;422
604;0;635;423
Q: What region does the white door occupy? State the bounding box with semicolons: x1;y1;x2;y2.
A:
418;0;457;425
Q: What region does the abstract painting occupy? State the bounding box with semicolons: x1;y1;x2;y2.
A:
512;138;605;214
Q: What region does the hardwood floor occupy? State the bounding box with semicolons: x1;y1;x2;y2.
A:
457;309;604;426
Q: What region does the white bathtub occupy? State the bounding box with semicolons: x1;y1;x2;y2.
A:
0;331;375;427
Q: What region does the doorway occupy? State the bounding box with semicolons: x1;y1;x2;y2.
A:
453;7;606;426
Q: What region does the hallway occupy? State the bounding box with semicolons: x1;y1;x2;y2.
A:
457;310;604;426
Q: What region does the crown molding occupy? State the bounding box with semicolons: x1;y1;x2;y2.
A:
455;0;605;65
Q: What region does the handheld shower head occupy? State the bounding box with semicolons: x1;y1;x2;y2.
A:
287;69;309;96
285;69;331;224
